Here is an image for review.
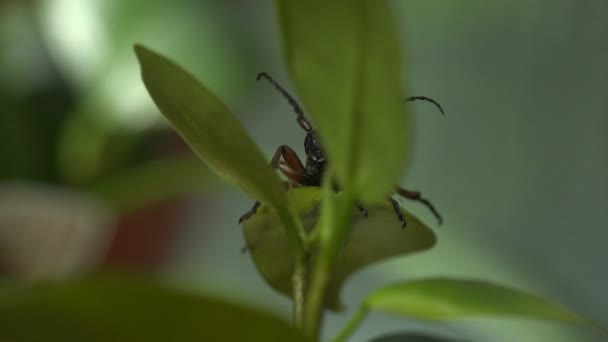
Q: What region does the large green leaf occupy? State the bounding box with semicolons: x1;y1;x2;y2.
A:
0;276;307;342
134;45;285;211
242;187;436;310
135;45;305;254
363;278;606;334
275;1;407;202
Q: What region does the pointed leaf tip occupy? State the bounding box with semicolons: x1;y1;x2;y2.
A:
364;278;607;336
135;44;306;257
133;44;285;208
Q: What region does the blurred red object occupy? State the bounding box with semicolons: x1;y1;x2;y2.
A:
103;198;187;271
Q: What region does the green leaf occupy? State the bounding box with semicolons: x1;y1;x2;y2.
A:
242;187;436;310
276;1;407;201
135;45;306;256
134;44;285;211
363;278;607;334
0;276;307;342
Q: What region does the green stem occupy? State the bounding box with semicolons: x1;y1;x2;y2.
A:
276;201;310;329
303;263;330;338
292;256;308;328
303;188;356;340
277;206;308;261
331;306;369;342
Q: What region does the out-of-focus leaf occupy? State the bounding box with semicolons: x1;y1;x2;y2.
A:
134;45;285;211
90;157;218;214
0;276;307;342
368;332;467;342
242;187;436;310
276;1;407;202
363;278;607;334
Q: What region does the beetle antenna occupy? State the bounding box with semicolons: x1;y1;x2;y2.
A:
257;72;303;116
257;72;312;131
405;96;445;116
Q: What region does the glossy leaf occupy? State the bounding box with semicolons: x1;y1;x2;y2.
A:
134;45;285;210
364;278;606;334
0;276;307;342
242;187;436;310
276;0;408;202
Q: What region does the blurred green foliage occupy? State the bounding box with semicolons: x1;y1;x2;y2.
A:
0;0;244;211
1;0;607;341
0;275;306;341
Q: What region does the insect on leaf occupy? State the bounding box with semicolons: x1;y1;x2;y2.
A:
242;187;436;310
276;0;408;202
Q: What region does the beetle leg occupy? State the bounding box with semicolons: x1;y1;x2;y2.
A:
394;186;443;225
238;180;296;226
240;181;296;254
389;197;407;228
356;203;368;219
239;201;261;224
279;161;307;186
239;145;307;224
271;144;309;186
270;144;307;182
271;145;304;169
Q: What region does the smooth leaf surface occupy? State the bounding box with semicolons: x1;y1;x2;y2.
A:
0;276;307;342
276;1;408;202
134;45;285;210
242;187;436;310
364;278;606;334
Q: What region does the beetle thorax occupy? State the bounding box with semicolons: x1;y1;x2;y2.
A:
304;130;326;185
304;130;326;163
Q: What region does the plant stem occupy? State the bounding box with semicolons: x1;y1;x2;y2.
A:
303;189;356;340
272;196;312;330
331;307;369;342
292;256;308;328
275;203;311;329
303;261;330;338
277;206;308;261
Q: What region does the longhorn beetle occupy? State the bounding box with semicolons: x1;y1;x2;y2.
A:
239;72;444;228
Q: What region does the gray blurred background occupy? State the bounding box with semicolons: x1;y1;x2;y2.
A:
1;1;606;341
